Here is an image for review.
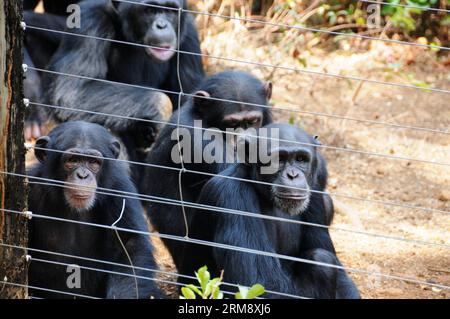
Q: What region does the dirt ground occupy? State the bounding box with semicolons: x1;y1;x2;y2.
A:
149;24;450;299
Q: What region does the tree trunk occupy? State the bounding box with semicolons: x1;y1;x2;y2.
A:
0;0;28;299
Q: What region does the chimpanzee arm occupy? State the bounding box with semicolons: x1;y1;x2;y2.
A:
24;12;67;69
301;193;360;299
196;166;297;296
44;3;168;133
105;234;163;299
105;182;163;299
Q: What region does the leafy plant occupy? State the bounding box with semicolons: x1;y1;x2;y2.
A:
235;284;265;299
381;0;439;33
180;266;266;299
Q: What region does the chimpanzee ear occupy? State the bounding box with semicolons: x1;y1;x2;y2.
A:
192;90;210;106
313;135;322;146
192;90;211;114
110;140;121;159
264;82;272;101
34;136;50;164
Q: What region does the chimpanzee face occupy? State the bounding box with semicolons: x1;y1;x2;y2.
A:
60;148;104;212
117;0;182;62
192;72;272;132
254;124;319;216
267;147;313;216
34;122;121;213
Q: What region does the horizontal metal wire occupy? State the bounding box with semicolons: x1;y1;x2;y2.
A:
112;0;450;51
27;100;450;168
0;242;304;299
5;160;450;251
359;0;450;13
2;208;449;290
25;26;450;95
18;0;450;299
30;101;448;136
1;245;242;299
10;172;450;247
0;280;100;299
4;166;450;251
30;256;242;298
17;143;450;215
10;169;450;262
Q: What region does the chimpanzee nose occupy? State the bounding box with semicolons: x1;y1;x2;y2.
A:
287;169;299;179
155;18;168;30
76;169;89;179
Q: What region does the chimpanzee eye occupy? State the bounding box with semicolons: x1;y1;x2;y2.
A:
144;6;153;14
296;154;309;163
67;156;79;164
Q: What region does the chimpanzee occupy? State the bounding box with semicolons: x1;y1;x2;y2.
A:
178;124;360;299
38;0;204;152
28;121;163;299
139;71;273;268
23;11;67;140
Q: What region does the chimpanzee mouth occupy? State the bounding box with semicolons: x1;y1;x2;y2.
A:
275;193;309;200
145;44;176;61
64;189;96;212
272;188;311;216
71;194;92;200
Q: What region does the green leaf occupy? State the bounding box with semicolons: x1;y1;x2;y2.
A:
181;287;196;299
356;17;366;26
298;57;307;67
237;286;249;299
204;282;213;298
246;284;265;299
440;15;450;26
288;116;295;125
205;278;222;298
185;284;202;296
212;285;223;299
410;79;430;88
407;74;430;88
196;266;210;292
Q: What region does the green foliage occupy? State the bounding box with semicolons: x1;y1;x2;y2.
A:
379;0;440;33
271;0;447;41
235;284;265;299
180;266;265;299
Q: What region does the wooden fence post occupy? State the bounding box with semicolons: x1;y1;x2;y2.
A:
0;0;28;299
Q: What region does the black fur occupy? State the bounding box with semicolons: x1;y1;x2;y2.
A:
139;71;272;268
28;121;162;299
179;124;360;299
42;0;204;164
23;11;67;131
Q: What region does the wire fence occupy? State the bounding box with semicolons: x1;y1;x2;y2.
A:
3;0;448;299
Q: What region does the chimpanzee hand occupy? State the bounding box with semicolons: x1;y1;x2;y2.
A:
132;120;160;150
25;107;47;141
